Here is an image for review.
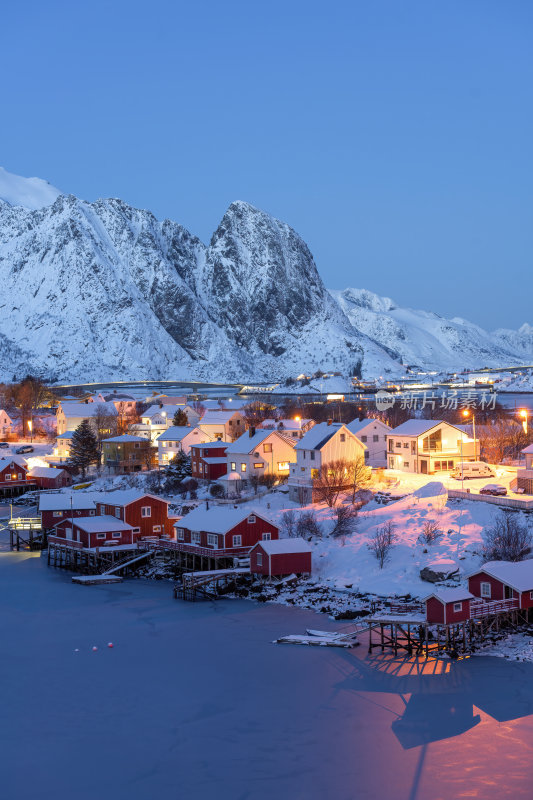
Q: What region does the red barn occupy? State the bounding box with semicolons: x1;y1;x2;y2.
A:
28;466;72;489
0;457;28;494
468;561;533;610
174;505;279;557
38;494;96;531
425;588;474;624
94;490;172;540
190;442;228;481
53;515;134;547
250;538;312;578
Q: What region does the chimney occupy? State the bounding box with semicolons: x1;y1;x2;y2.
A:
249;426;256;437
327;418;333;426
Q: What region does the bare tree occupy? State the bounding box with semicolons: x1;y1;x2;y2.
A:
6;375;52;437
368;521;397;568
349;455;372;503
419;520;442;545
280;509;298;538
91;404;118;448
243;400;271;428
138;439;156;471
313;459;353;507
483;513;532;562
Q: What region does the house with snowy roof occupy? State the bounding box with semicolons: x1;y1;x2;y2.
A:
288;421;367;504
468;561;533;610
190;441;228;481
517;444;533;495
346;418;391;467
220;427;296;489
0;457;29;496
52;515;135;548
46;430;75;466
156;426;213;464
38;493;97;530
386;420;479;475
259;418;315;439
250;538;312;578
174;505;279;562
102;434;153;473
93;489;174;539
0;409;16;437
28;466;72;489
56;400;117;435
198;409;246;442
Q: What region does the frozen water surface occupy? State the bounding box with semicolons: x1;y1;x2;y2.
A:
1;552;533;800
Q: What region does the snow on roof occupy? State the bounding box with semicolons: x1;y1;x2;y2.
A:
102;434;147;443
225;428;285;454
39;494;96;511
346;417;391;435
522;444;533;455
156;426;197;441
191;440;227;451
175;506;274;534
253;538;312;555
143;404;182;418
0;454;27;467
57;431;75;439
92;489;170;507
68;515;134;533
295;422;354;451
59;402;117;418
200;411;240;425
259;418;313;431
28;467;66;478
389;419;466;437
472;560;533;592
201;457;228;465
424;588;474;603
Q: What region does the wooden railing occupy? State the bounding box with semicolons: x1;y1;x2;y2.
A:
47;535;84;550
141;539;251;558
470;597;519;618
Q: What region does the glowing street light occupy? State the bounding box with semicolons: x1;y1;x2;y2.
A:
520;409;528;435
27;419;33;443
462;409;477;459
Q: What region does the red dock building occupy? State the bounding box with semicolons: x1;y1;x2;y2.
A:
250;538;312;578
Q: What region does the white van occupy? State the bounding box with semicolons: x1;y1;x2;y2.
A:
452;461;495;480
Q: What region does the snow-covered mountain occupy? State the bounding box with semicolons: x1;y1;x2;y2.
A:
0;168;530;383
331;288;532;373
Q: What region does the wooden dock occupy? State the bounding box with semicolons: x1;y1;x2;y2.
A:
7;514;44;551
72;575;123;585
176;567;250;601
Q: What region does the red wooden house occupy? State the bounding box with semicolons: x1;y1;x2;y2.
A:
0;457;29;495
53;515;135;547
190;442;228;481
468;561;533;610
424;588;474;624
38;494;97;531
174;506;279;557
28;466;72;489
94;490;172;540
250;538;312;578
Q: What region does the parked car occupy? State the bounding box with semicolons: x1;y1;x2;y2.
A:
480;484;507;496
452;461;495;480
0;441;9;448
15;445;34;454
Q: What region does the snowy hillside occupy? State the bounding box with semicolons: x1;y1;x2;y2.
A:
0;166;61;210
331;287;532;372
0;169;530;382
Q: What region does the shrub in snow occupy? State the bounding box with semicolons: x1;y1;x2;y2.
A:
209;483;224;498
419;521;443;545
331;505;358;540
296;510;322;539
368;521;397;569
280;509;298;538
483;513;532;562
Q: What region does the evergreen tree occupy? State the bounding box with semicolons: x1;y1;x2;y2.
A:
164;451;192;490
173;408;189;426
69;420;101;479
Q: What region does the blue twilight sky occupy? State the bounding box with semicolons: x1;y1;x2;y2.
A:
1;0;532;330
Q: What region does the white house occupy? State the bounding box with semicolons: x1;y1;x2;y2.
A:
56;401;117;435
288;421;367;503
198;410;246;442
46;430;75;465
156;426;213;464
346;418;391;467
517;444;533;495
386;420;479;474
0;410;15;437
222;428;297;484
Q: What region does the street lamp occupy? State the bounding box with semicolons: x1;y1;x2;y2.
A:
519;409;528;435
462;409;477;460
27;419;33;444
